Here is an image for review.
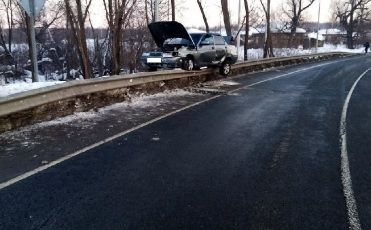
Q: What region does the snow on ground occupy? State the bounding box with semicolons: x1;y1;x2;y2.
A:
0;110;102;145
237;44;364;60
0;81;65;97
1;44;364;97
318;44;364;53
201;80;241;88
101;89;197;111
0;89;200;141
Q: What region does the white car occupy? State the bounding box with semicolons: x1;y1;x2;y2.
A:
141;21;238;76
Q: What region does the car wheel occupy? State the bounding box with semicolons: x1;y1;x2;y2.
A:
183;57;194;71
219;61;231;76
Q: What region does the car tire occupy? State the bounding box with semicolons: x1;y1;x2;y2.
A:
219;61;231;76
182;57;194;71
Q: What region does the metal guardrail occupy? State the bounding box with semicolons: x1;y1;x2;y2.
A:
0;69;214;118
233;52;345;69
0;52;352;131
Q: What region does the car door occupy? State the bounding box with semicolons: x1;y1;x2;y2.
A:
214;35;227;62
197;34;216;66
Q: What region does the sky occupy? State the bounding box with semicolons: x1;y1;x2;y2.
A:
90;0;332;29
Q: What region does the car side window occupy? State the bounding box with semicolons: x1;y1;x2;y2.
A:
214;36;226;45
200;34;214;46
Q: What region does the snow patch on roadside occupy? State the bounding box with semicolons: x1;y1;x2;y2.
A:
2;111;100;142
0;89;199;140
39;112;99;128
319;44;364;54
201;80;241;88
0;81;65;97
100;89;197;111
237;45;363;61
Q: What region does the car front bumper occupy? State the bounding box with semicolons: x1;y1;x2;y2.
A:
141;56;183;69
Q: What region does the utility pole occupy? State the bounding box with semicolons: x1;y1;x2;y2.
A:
237;0;241;27
264;0;271;57
18;0;45;82
154;0;159;22
316;0;321;53
264;0;270;44
167;0;170;21
237;0;241;59
28;0;39;82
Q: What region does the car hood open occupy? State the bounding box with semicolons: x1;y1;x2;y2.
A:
148;21;195;48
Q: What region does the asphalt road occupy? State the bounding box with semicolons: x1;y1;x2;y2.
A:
1;55;371;229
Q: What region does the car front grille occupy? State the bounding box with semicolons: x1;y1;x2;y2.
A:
149;52;162;57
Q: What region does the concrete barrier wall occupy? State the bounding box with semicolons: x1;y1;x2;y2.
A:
0;52;351;133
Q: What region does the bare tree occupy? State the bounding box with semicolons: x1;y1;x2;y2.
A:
196;0;209;32
64;0;93;79
35;1;65;43
0;22;11;59
24;13;37;80
171;0;175;21
356;1;371;42
244;0;250;61
103;0;137;75
334;0;371;48
124;11;149;72
284;0;315;47
88;13;108;77
1;0;65;78
0;22;13;66
0;0;15;55
241;0;260;60
144;0;150;24
260;0;274;58
143;0;171;23
221;0;232;36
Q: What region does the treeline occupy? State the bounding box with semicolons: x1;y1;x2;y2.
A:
0;0;167;81
1;0;371;82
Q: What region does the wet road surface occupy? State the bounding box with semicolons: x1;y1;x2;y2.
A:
1;55;371;229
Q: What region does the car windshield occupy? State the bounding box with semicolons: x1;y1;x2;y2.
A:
162;38;191;51
190;33;203;45
164;38;191;45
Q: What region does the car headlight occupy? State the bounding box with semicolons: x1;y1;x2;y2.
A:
142;52;150;57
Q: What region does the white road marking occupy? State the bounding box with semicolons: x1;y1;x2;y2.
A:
0;96;219;190
230;59;346;93
339;68;371;230
0;58;356;191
